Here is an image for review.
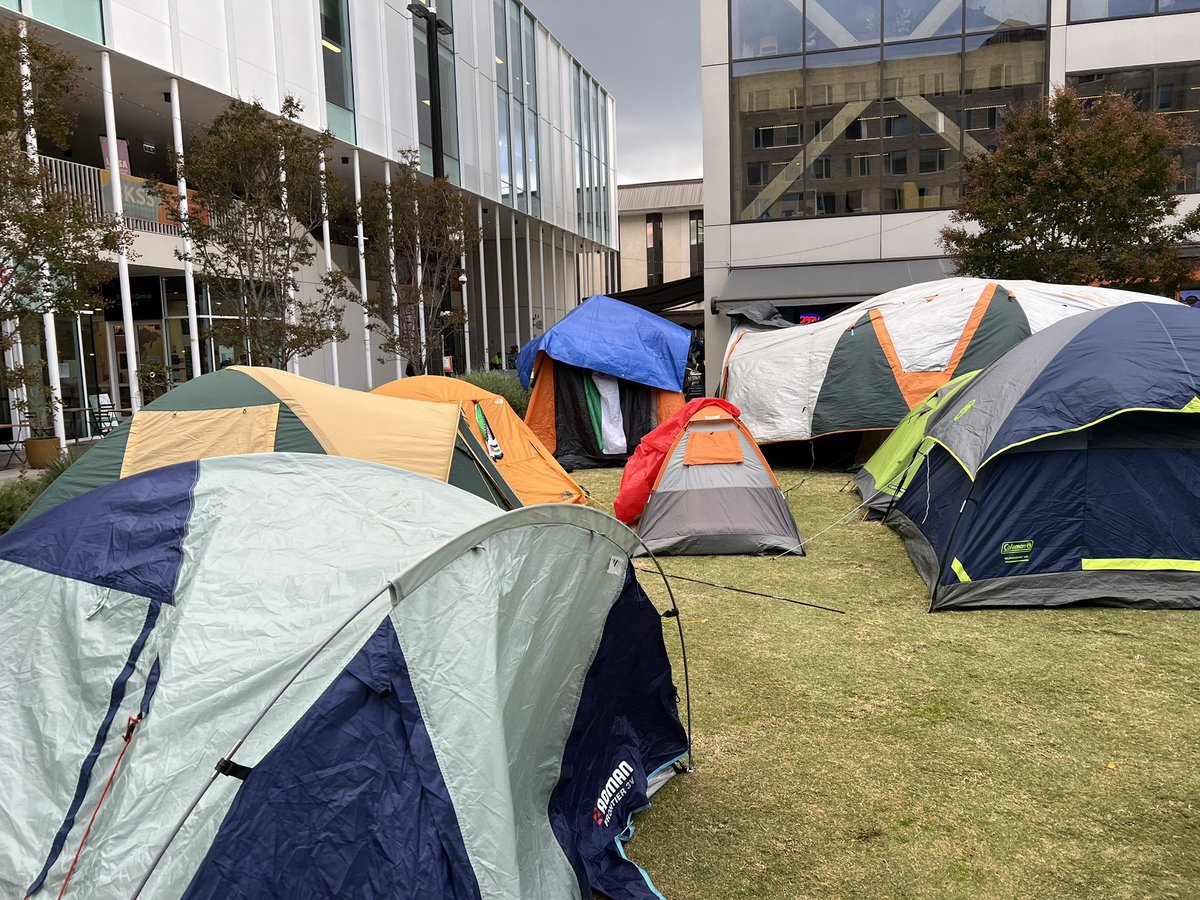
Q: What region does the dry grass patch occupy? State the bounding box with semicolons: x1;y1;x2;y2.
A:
572;466;1200;900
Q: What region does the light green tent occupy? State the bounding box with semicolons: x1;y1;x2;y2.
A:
854;370;978;516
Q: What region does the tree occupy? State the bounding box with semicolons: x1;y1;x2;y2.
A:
0;20;128;427
161;97;351;369
360;152;480;374
940;87;1200;296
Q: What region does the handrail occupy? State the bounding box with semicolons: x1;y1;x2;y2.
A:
38;154;183;237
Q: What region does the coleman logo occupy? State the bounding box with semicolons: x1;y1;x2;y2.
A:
1002;540;1034;563
592;760;634;827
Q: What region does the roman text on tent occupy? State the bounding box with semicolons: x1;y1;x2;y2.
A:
0;454;689;897
720;277;1176;444
878;301;1200;610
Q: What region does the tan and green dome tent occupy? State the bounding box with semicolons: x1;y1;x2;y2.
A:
21;366;520;523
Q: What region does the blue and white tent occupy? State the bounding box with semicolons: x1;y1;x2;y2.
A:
0;454;688;898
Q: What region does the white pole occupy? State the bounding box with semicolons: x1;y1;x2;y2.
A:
509;211;519;352
278;149;299;375
384;162;402;379
477;203;489;370
21;23;64;446
101;51;140;412
319;153;340;386
169;78;202;380
495;210;505;367
460;254;470;373
352;149;372;388
523;216;533;339
537;226;546;335
549;228;558;327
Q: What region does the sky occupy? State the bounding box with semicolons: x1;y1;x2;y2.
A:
527;0;702;185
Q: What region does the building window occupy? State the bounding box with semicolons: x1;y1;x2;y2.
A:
646;213;664;286
1069;0;1195;22
321;0;355;142
689;209;704;276
30;0;104;42
414;0;461;182
730;2;1048;222
1069;63;1200;193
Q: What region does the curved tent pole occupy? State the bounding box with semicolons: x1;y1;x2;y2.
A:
929;474;981;612
131;582;398;899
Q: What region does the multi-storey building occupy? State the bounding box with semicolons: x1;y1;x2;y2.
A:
3;0;618;440
617;179;705;290
701;0;1200;390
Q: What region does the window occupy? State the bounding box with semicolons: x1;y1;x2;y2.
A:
813;192;836;215
919;148;947;173
747;162;770;186
811;155;831;179
747;89;771;112
1069;0;1195;22
788;87;804;109
29;0;104;42
689;210;704;276
645;213;664;286
321;0;354;141
884;114;908;137
754;124;802;148
414;0;460;181
884;151;908;175
855;154;874;176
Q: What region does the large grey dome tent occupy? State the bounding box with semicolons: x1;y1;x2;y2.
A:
0;454;688;898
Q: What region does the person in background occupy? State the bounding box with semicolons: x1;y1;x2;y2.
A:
508;345;519;369
490;351;502;370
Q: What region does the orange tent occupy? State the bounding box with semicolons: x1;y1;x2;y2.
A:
373;376;587;505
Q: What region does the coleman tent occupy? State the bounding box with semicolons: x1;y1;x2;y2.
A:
853;370;978;516
21;366;519;523
373;375;586;505
518;295;689;469
0;454;689;898
882;301;1200;610
617;399;803;555
720;277;1175;444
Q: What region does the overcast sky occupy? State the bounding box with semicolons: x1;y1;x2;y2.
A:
527;0;702;185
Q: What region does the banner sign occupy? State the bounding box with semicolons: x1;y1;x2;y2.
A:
100;171;205;228
99;136;131;175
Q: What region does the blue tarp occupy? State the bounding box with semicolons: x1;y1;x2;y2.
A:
517;295;690;392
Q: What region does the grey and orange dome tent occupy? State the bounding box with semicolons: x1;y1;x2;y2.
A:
20;366;520;524
616;399;803;556
372;375;586;505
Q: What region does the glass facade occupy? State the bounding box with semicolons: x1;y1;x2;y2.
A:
570;62;611;243
1070;0;1200;21
1068;63;1200;193
320;0;355;142
494;1;540;214
31;0;104;43
415;0;461;182
731;0;1047;221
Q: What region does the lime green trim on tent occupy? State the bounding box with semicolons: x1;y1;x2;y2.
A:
935;401;1200;481
1082;557;1200;572
950;558;972;583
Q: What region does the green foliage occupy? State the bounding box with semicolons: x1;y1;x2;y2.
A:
0;445;83;534
941;87;1200;296
361;151;481;373
162;97;352;368
460;369;530;417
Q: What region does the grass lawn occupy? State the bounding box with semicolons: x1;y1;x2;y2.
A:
574;466;1200;900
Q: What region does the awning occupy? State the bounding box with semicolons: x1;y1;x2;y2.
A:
610;275;703;319
715;257;955;311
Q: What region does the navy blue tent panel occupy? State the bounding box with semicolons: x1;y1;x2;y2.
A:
0;460;198;605
517;295;690;392
550;568;689;899
184;618;480;900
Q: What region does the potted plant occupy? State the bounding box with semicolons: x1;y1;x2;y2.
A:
12;367;62;469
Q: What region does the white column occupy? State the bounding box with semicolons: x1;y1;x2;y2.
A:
523;217;533;339
169;78;202;380
494;207;506;367
352;149;372;388
509;211;520;353
101;51;140;412
477;203;489;370
549;228;558;327
20;22;64;445
278;150;298;375
560;234;568;313
384;162;402;379
319;153;340;386
460;254;470;373
537;226;546;334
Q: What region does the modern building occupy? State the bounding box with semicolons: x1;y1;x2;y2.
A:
2;0;619;443
700;0;1200;391
617;178;704;290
